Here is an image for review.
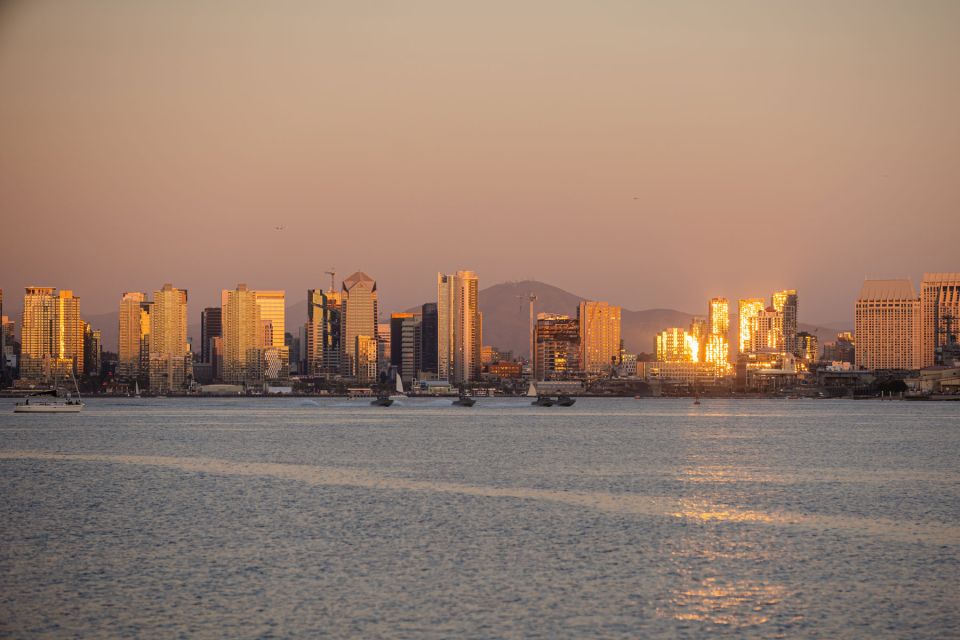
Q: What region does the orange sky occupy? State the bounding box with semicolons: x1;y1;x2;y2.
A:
1;0;958;322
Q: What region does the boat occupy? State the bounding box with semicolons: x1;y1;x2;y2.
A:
556;395;576;407
452;389;476;407
134;381;141;399
14;375;85;413
532;395;555;407
371;395;394;407
389;374;406;401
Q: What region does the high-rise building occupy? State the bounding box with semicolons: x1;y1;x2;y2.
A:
578;301;621;376
305;288;342;376
20;287;83;382
389;313;410;371
705;297;730;372
118;292;148;381
420;303;438;376
534;313;580;380
355;334;378;383
149;284;190;393
687;317;706;363
749;308;779;353
377;322;391;377
796;331;819;364
919;273;960;367
656;327;688;363
709;297;729;337
221;284;260;384
254;290;289;382
340;272;378;378
772;289;798;354
83;322;102;377
437;271;481;384
738;298;765;354
200;307;222;366
855;279;920;371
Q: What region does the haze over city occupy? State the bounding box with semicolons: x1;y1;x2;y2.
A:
2;0;959;321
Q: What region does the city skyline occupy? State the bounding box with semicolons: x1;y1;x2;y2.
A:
1;1;958;324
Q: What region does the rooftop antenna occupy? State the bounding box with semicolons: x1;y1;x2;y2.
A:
325;268;336;293
516;292;537;362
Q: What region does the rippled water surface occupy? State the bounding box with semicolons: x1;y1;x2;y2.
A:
1;397;958;638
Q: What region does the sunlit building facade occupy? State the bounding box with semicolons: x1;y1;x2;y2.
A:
437;271;481;384
148;284;190;393
534;313;580;381
772;289;798;355
118;292;150;381
749;308;779;354
221;284;260;384
20;287;83;383
738;298;765;354
656;327;688;363
355;334;378;383
920;273;960;367
340;272;378;378
578;301;621;376
705;297;730;372
855;279;920;370
254;290;289;382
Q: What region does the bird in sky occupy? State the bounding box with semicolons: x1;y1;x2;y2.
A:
274;225;285;231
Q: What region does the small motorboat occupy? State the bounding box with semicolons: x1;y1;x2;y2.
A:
452;395;476;407
371;395;394;407
556;395;576;407
532;396;555;407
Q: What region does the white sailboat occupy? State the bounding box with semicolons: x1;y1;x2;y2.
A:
526;382;537;397
390;374;407;400
14;373;85;413
134;381;141;398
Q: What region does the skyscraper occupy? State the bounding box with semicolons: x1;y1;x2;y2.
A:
855;279;921;371
772;289;798;354
305;288;342;376
149;284;190;393
118;292;150;381
919;273;960;367
420;302;438;376
578;300;622;376
83;322;102;377
705;297;730;372
20;287;83;382
738;298;765;354
200;307;222;366
340;272;378;378
0;288;4;377
254;290;289;381
221;284;260;384
534;313;580;380
437;271;481;384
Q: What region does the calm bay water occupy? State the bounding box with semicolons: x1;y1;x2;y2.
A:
1;397;958;638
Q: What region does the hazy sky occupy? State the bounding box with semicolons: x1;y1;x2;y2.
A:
1;0;958;323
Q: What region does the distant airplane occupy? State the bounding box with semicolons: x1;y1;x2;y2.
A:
274;225;285;231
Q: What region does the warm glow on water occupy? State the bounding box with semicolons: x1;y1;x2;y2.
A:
0;397;958;637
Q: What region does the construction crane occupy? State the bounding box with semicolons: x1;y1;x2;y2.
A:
325;268;336;293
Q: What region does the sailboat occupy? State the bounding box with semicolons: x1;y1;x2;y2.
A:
389;374;407;401
134;381;141;399
14;373;85;413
